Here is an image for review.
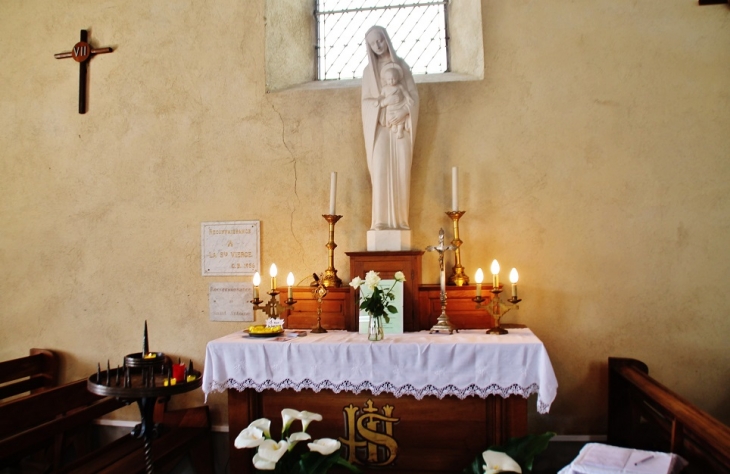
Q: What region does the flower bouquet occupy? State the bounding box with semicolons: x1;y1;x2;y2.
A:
349;270;406;341
235;408;361;474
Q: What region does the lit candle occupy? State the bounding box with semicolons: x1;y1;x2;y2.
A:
475;268;484;298
451;167;459;211
329;172;337;215
287;272;294;300
509;268;519;298
270;263;278;290
490;259;500;288
252;272;261;300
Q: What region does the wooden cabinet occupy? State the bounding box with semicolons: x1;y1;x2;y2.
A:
280;286;350;330
418;284;497;330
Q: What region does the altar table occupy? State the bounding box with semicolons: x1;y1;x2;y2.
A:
203;329;558;473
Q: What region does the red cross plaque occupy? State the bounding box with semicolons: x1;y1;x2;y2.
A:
54;30;113;114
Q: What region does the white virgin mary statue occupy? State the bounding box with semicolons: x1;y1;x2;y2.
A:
362;26;419;237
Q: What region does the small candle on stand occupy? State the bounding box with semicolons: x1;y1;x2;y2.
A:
252;272;261;300
287;272;294;300
270;263;277;291
490;259;500;288
329;172;337;215
509;268;519;298
475;268;484;298
451;166;459;211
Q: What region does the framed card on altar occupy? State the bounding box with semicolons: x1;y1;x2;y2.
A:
358;279;404;335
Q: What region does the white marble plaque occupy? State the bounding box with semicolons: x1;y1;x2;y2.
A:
201;221;260;276
209;283;254;322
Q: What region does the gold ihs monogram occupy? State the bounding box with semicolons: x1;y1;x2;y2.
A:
340;399;399;466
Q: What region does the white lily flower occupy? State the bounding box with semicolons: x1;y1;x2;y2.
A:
298;410;323;431
257;439;289;463
287;431;312;449
308;438;341;456
394;271;406;282
281;408;302;432
252;452;277;470
248;417;271;438
482;450;522;473
349;276;363;289
364;270;381;289
234;426;265;449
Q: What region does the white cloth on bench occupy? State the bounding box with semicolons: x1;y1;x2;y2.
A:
558;443;687;474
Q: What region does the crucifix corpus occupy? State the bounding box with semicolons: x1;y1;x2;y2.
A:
54;30;113;114
426;228;458;334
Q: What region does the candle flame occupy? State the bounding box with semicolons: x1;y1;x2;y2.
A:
475;268;484;284
287;272;294;286
269;263;278;278
253;272;261;286
490;259;500;275
509;268;519;283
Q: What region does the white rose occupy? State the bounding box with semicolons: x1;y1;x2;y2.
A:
364;270;381;289
394;271;406;282
349;276;363;289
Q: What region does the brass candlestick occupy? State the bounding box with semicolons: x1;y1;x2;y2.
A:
473;288;521;335
446;210;469;286
321;214;343;288
310;273;328;333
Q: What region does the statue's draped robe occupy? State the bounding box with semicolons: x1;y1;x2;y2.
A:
361;28;419;231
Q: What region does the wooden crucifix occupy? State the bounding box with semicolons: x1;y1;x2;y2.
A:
55;30;113;114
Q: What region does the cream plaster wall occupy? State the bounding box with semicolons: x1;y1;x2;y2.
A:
1;0;729;436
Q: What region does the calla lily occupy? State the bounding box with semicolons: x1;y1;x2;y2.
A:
308;438;342;455
287;431;312;449
298;410;323;431
257;439;289;463
394;271;406;282
248;417;271;438
234;426;265;449
349;276;363;289
482;450;522;473
281;408;302;434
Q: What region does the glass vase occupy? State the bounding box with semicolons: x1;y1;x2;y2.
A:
368;313;384;341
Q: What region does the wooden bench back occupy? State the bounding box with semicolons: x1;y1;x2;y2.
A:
0;349;59;401
608;357;730;474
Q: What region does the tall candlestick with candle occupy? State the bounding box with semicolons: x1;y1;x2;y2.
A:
329;172;337;215
321;175;343;288
452;167;459;211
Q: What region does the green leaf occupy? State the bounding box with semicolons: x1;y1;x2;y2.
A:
387;305;397;313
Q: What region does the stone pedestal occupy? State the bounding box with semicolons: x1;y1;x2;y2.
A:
367;229;411;251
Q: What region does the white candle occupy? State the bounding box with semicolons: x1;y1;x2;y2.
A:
270;263;278;291
287;272;294;300
329;172;337;215
490;259;500;288
451;167;459;211
475;268;484;298
252;272;261;300
509;268;519;298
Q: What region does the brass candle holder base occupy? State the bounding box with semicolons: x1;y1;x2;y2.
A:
320;214;343;288
473;289;521;335
251;290;296;320
446;211;469;286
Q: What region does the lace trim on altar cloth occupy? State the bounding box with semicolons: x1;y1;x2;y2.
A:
206;379;551;414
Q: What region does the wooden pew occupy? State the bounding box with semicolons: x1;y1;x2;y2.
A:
0;378;213;473
608;357;730;474
0;348;59;402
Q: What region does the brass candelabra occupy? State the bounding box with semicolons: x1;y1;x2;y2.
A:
473;287;521;335
310;273;328;333
251;283;296;320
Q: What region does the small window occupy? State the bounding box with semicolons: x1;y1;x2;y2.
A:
316;0;450;81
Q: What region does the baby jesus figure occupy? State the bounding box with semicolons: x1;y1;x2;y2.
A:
379;63;415;139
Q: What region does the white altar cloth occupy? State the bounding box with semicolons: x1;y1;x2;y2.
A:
203;328;558;413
